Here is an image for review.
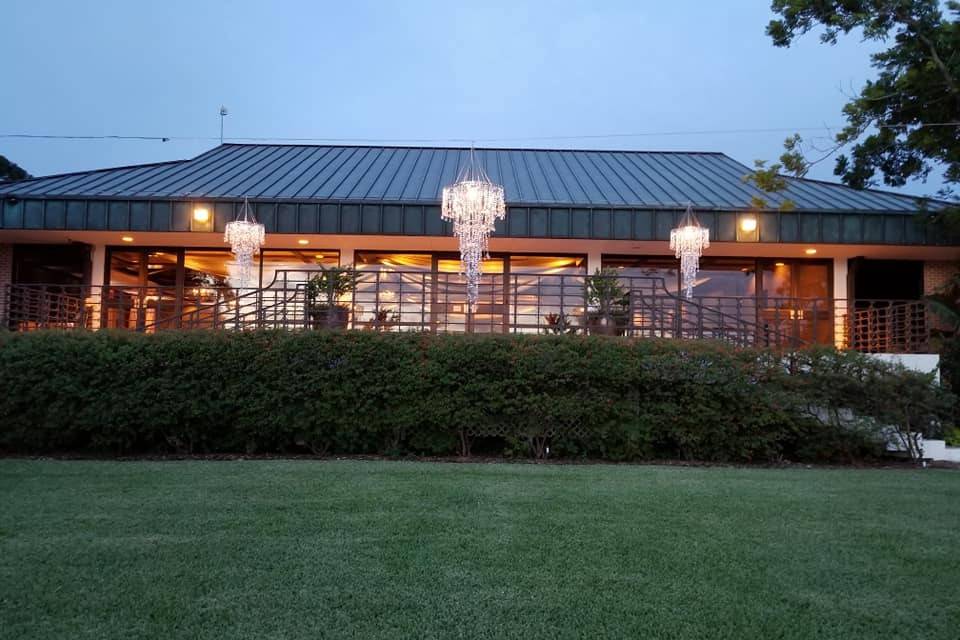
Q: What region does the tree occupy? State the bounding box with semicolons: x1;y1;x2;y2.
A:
765;0;960;198
0;155;30;182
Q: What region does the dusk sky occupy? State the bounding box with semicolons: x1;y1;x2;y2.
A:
1;0;940;196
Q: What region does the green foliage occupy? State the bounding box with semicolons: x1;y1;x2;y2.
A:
945;426;960;446
741;138;803;212
766;0;960;202
0;331;951;463
0;154;30;182
583;268;630;335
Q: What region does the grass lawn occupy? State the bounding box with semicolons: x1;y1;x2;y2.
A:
1;460;958;639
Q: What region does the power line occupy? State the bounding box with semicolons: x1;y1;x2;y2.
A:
1;122;958;145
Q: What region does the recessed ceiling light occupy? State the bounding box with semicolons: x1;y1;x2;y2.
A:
298;239;309;245
121;236;134;243
804;248;817;255
774;262;786;267
314;254;324;259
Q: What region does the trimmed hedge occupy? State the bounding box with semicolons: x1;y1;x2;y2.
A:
0;330;951;462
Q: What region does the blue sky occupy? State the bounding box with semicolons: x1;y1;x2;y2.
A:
0;0;940;196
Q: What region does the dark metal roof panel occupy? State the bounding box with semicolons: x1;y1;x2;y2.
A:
0;143;942;213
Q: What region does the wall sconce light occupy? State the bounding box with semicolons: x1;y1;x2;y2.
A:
805;248;818;255
736;214;759;241
190;205;213;232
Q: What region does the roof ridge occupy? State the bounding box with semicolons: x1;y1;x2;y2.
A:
216;142;731;156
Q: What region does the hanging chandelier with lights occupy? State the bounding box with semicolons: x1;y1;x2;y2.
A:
441;147;506;310
670;204;710;299
224;197;265;288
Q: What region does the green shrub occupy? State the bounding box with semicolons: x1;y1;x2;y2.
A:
945;427;960;447
0;331;951;463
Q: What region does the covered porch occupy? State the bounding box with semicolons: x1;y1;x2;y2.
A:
1;230;949;354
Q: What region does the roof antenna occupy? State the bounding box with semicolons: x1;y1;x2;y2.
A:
219;106;229;144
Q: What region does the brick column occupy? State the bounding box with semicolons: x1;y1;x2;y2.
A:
924;261;959;334
923;261;959;295
0;244;12;326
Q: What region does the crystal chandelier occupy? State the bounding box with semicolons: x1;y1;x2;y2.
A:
224;197;265;288
670;204;710;298
441;148;506;310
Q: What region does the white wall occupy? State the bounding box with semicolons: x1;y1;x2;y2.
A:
869;353;940;380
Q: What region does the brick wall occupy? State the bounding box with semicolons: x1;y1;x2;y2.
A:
923;261;959;295
0;244;12;325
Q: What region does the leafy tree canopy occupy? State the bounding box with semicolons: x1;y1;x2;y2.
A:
0;155;30;182
766;0;960;197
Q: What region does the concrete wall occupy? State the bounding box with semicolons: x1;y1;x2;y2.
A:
869;352;940;379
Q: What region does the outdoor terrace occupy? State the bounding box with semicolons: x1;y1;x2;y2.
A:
1;270;931;353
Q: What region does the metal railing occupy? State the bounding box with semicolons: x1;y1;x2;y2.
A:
0;272;932;353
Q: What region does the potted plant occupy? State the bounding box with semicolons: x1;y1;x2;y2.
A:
307;265;358;330
543;312;577;335
364;307;401;331
583;268;630;336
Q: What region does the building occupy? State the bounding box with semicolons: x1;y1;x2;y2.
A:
0;143;956;351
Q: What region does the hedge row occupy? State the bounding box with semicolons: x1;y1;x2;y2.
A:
0;330;952;462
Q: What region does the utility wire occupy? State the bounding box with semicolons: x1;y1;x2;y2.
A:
1;122;958;145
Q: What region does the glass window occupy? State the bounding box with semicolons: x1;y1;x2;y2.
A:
356;253;432;271
509;256;586;333
354;253;435;331
260;250;338;288
695;259;757;299
603;256;680;296
105;249;180;330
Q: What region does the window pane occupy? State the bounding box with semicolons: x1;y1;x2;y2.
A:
260;250;338;288
509;256;586;333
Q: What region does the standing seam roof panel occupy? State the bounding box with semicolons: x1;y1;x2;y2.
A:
236;146;319;198
664;153;751;208
123;144;250;196
640;153;720;207
364;148;409;200
386;148;423;201
607;152;676;205
551;153;596;204
616;153;689;205
143;144;264;196
258;146;334;197
184;145;289;197
524;151;556;202
31;165;146;197
589;152;655;205
572;151;629;205
306;147;368;198
332;147;389;199
0;144;940;213
288;147;349;198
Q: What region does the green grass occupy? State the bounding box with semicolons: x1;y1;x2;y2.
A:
1;460;958;639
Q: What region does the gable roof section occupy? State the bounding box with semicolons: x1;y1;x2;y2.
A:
0;143;940;213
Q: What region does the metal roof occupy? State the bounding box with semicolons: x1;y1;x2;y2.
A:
0;143;939;213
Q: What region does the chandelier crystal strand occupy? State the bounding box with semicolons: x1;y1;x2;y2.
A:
224;197;265;288
441;147;506;310
670;204;710;299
